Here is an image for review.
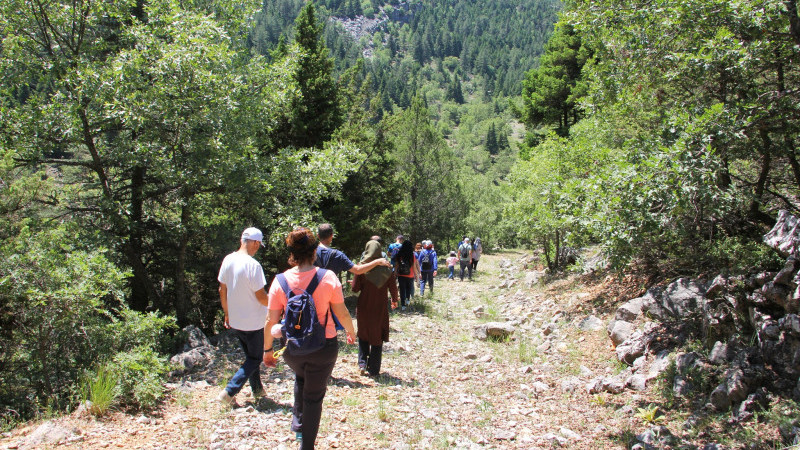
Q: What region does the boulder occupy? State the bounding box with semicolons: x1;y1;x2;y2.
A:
675;352;701;374
710;383;731;411
21;421;79;449
473;322;516;341
646;278;707;320
170;345;216;374
773;256;798;286
647;351;672;380
708;341;730;365
636;426;675;447
524;271;544;288
615;323;658;364
182;325;212;351
608;320;635;347
615;298;644;322
764;210;800;257
626;374;648;391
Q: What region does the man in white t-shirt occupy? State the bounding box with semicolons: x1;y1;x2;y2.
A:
216;227;269;405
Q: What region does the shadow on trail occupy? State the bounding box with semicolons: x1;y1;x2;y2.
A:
251;396;292;413
371;373;419;388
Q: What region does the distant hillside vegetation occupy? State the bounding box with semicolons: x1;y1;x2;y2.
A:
249;0;561;97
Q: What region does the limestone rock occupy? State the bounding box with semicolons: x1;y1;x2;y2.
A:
764;209;800;257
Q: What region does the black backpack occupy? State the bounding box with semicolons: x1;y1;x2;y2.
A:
276;269;329;356
459;244;470;259
397;257;411;276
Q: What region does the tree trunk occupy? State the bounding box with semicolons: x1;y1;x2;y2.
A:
786;0;800;46
749;131;775;226
542;236;553;272
128;165;150;312
175;201;191;327
785;137;800;191
554;230;562;271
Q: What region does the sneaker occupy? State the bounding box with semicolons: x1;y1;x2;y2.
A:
401;306;406;311
359;364;367;376
216;389;235;406
295;431;303;441
251;388;265;400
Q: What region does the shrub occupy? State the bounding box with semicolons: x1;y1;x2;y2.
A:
705;235;783;275
113;346;172;410
0;225;176;423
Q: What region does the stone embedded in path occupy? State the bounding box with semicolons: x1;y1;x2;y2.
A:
579;315;604;331
473;321;516;341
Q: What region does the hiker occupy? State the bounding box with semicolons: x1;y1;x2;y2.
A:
362;235;387;260
262;227;356;449
471;237;483;271
446;251;458;280
414;242;423;259
458;237;473;281
352;240;399;377
387;234;404;267
314;224;391;277
216;227;269;406
418;240;438;295
395;240;420;311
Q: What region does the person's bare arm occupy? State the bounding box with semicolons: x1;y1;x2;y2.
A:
348;257;391;275
330;302;356;344
262;308;282;367
254;287;269;307
219;283;230;329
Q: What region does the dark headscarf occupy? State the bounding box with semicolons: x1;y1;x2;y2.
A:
362;240;391;287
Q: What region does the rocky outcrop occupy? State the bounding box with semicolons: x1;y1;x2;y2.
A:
170;325;217;375
602;210;800;415
329;1;421;58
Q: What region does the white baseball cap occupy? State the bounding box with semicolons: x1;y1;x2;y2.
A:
241;227;265;246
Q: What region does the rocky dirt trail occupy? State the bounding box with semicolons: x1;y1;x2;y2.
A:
1;251;668;449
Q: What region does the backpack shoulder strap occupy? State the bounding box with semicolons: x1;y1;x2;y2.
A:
306;269;330;326
305;268;327;296
276;273;291;297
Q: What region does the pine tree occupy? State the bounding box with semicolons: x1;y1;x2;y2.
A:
486;123;499;155
274;2;342;149
521;24;591;137
448;73;464;104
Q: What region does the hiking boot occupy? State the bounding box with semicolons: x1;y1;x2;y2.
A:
216;389;235;406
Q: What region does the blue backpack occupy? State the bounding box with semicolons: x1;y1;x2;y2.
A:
420;249;433;271
276;269;329;356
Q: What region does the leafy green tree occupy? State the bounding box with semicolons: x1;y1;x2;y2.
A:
552;0;800;270
0;0;360;328
384;95;465;244
318;60;404;256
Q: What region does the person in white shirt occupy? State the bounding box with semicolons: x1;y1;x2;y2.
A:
216;227;269;405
